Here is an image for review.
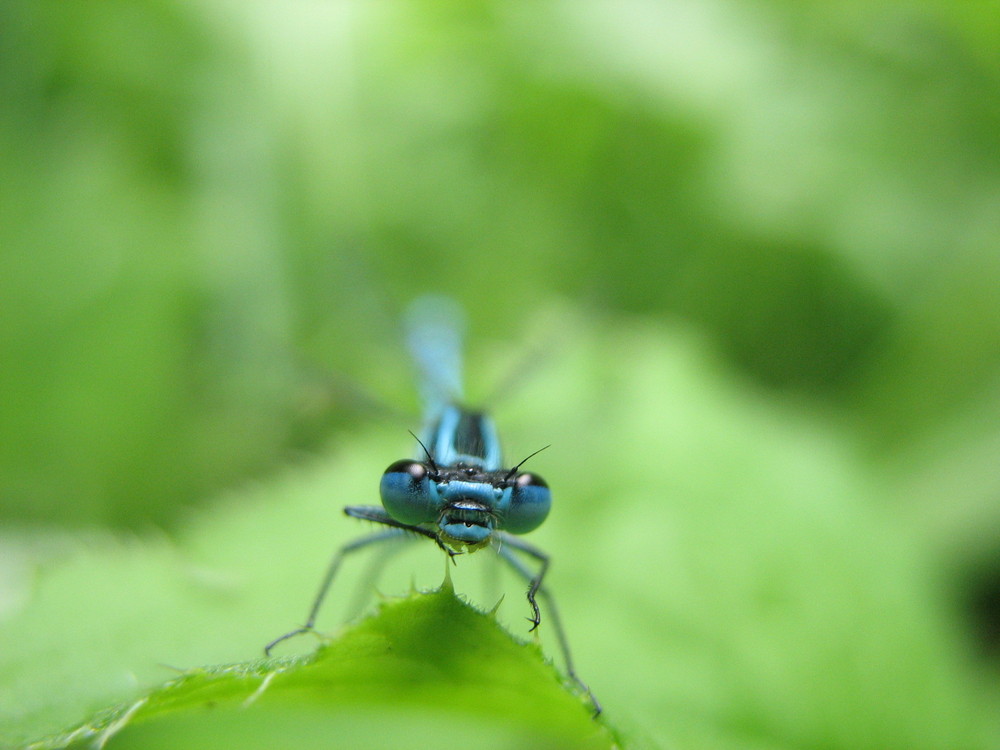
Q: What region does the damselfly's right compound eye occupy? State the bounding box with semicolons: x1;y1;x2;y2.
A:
383;459;427;481
380;460;437;526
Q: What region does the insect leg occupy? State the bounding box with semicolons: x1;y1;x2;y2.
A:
494;532;549;629
265;506;443;656
344;529;414;619
264;527;404;655
346;505;458;559
494;532;601;716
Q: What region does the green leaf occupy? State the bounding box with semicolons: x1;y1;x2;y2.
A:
3;314;996;749
28;583;618;750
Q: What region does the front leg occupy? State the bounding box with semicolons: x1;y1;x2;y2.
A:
266;506;444;656
494;533;548;630
494;531;601;716
345;505;458;559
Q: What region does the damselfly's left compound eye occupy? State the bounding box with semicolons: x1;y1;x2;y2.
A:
515;472;548;489
504;472;551;534
380;460;437;526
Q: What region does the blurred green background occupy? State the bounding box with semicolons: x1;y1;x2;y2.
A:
2;0;999;747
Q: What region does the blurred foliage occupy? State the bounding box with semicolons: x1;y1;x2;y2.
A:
2;0;998;531
2;316;996;748
1;0;999;747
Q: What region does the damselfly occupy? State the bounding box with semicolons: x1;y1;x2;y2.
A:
265;297;599;715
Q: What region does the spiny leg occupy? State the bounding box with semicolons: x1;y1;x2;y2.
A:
345;505;457;559
345;530;414;619
495;532;602;716
265;506;447;656
494;532;549;630
264;527;405;655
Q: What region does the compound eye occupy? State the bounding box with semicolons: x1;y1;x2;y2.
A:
505;472;551;534
383;459;427;481
380;459;435;526
514;471;547;489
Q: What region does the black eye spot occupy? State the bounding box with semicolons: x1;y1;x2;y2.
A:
515;472;547;489
384;460;427;480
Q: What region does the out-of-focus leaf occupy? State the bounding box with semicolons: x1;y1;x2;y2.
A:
3;314;996;749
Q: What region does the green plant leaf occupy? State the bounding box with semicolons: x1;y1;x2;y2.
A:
27;582;619;750
3;314;997;750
